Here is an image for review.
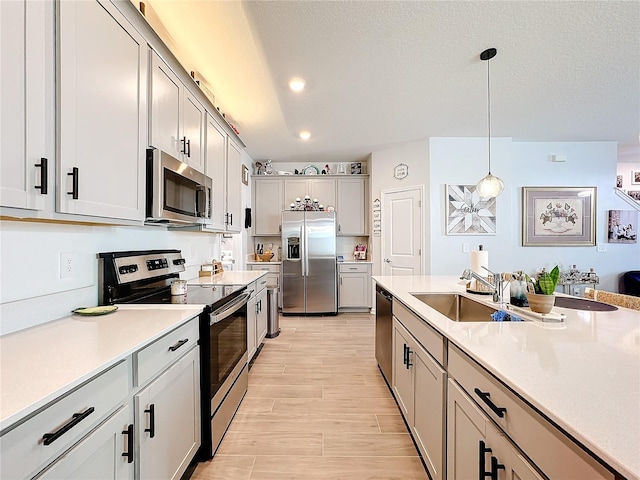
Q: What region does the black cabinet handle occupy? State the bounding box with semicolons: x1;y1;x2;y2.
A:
181;136;187;155
403;344;408;367
186;139;191;157
122;424;134;463
479;440;492;479
406;346;413;368
229;213;233;225
35;157;48;194
67;167;79;199
225;213;229;225
474;388;507;418
490;456;505;480
42;407;94;445
144;404;155;438
168;338;188;352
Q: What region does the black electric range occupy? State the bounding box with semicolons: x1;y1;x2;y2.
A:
98;249;251;460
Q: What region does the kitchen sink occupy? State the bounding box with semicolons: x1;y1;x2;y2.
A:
412;293;498;322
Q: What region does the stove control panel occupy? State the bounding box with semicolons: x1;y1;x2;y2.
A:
146;258;169;271
110;251;186;284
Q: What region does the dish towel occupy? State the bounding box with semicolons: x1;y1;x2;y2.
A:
245;208;251;228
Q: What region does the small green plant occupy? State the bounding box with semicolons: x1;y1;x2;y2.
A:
526;266;560;295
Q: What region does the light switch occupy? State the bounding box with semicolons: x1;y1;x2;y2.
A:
462;243;470;253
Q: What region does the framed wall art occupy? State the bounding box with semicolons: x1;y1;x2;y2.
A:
522;187;596;246
632;170;640;185
242;164;249;185
616;175;623;188
445;184;496;235
607;210;637;244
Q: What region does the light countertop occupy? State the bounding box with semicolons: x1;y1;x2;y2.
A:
246;261;281;265
0;305;204;431
186;270;267;286
373;275;640;480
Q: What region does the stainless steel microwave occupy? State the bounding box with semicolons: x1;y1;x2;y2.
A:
146;149;212;225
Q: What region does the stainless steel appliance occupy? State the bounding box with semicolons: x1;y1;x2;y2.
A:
281;211;337;315
146;148;212;225
375;285;393;385
98;249;249;459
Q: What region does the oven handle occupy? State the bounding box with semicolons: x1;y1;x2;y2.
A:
210;291;252;325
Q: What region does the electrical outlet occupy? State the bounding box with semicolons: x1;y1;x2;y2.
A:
462;243;470;253
59;252;77;279
597;243;606;253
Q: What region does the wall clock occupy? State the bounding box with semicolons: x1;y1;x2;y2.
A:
394;163;408;179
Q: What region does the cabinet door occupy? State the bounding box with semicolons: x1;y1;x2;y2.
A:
283;178;308;206
310;178;336;208
447;379;487;480
252;179;284;235
205;114;227;230
339;273;367;308
58;0;147;221
413;343;446;480
136;347;200;480
183;89;205;172
226;139;242;233
337;178;366;235
0;0;48;211
256;287;268;345
35;406;133;480
149;51;182;159
247;296;257;361
485;422;545;480
392;319;414;423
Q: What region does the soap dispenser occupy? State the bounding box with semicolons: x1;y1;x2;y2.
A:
510;271;529;307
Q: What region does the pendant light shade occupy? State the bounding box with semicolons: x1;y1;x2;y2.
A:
476;48;504;199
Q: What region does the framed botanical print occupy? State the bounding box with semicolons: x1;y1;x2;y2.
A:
522;187;596;246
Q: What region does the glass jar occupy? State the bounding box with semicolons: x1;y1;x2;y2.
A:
510;271;529;307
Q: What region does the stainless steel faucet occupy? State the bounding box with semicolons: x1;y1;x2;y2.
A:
460;266;505;303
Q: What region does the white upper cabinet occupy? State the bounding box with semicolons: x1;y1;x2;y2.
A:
150;51;205;172
337;177;367;235
283;178;336;209
225;139;243;233
0;0;50;211
205;113;227;231
57;0;147;221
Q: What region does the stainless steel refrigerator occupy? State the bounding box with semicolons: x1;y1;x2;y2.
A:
281;211;337;315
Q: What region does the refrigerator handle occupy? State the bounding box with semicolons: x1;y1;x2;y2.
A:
300;225;306;276
304;223;310;277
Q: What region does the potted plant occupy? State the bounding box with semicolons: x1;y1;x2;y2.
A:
525;266;560;314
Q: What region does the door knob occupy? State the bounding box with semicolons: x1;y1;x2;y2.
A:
384;258;392;263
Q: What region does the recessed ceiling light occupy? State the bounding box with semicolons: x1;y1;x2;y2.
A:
289;77;306;92
299;130;311;140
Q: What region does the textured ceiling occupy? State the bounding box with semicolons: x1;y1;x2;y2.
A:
145;0;640;164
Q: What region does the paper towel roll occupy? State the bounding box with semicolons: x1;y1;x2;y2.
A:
471;250;489;275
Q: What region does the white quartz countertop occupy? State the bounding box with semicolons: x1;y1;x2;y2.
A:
0;305;204;431
186;270;267;286
373;275;640;480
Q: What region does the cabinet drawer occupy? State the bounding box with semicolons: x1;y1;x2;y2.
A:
136;317;199;387
250;264;280;273
393;300;444;366
255;275;268;293
0;360;129;480
448;345;613;480
338;263;369;273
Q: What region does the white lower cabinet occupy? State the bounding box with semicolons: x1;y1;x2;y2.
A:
247;276;268;361
338;263;372;311
35;406;133;480
135;345;200;480
392;317;446;480
447;379;543;480
256;286;268;346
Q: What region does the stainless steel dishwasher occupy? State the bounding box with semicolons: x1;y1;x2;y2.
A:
375;285;393;385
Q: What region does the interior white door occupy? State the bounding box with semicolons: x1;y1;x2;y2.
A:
382;186;422;275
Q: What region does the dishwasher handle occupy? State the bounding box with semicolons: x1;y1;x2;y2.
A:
377;289;392;302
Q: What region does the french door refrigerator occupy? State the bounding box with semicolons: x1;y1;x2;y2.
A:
281;211;337;315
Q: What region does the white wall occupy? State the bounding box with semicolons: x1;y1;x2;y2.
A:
0;221;223;334
429;138;639;291
370;139;430;277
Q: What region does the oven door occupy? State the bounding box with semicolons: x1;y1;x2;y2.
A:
208;291;251;412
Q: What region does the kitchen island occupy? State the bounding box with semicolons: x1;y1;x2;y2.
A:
374;275;639;480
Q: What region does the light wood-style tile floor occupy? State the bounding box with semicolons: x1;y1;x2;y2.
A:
192;313;428;480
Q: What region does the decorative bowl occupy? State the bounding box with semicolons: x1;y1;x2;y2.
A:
256;253;274;262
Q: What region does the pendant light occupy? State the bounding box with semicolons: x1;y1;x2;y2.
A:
476;48;504;199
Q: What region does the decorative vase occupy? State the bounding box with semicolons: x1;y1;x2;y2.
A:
526;293;555;314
